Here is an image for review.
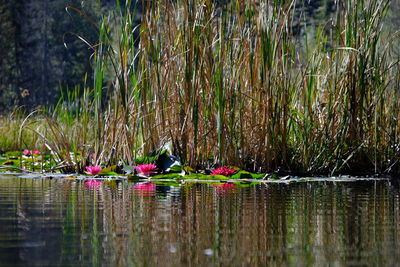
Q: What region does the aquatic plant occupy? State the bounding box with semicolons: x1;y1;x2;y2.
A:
134;164;157;177
211;167;236;177
85;165;101;176
22;149;40;156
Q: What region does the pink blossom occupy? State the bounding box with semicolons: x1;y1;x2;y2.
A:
85;165;102;175
85;179;102;188
134;163;157;176
23;149;41;156
211;166;236;176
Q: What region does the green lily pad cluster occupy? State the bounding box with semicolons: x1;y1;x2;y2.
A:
0;151;57;172
1;149;282;182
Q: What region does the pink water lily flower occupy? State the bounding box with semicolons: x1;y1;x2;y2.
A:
134;163;157;176
86;179;102;187
23;149;41;156
85;165;101;176
211;166;236;176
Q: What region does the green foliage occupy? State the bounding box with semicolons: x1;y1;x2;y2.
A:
3;0;400;176
231;171;265;180
135;150;167;165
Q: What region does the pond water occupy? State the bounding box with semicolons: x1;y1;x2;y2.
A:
0;175;399;266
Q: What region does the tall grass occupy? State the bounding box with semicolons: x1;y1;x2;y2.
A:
18;0;400;175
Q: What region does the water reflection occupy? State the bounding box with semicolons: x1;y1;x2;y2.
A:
133;182;157;196
213;182;236;194
0;176;399;266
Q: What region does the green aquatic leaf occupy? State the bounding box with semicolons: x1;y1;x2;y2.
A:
122;164;135;175
270;173;280;180
99;165;117;175
183;174;229;180
231;171;265;179
183;166;194;174
6;151;22;157
135;149;167;165
151;173;182;179
99;171;119;176
168;164;183;173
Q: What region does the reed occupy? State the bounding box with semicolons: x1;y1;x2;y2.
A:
17;0;400;175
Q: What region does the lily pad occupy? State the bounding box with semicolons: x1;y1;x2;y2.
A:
184;174;229;180
99;165;118;176
135;150;167;165
122;165;135;175
6;151;22;157
151;173;183;179
230;171;265;179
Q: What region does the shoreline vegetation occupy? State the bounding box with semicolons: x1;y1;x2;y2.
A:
1;0;400;178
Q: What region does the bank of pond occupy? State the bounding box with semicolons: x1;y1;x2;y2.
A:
0;149;390;184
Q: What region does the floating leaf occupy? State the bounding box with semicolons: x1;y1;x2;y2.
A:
184;166;194;174
99;165;117;175
135;149;167;165
169;165;183;173
122;164;135;175
231;171;265;179
6;151;22;157
184;174;229;180
99;171;119;176
270;173;280;180
151;173;182;179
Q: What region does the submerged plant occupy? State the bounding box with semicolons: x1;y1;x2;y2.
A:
134;164;157;177
85;165;101;175
211;167;236;177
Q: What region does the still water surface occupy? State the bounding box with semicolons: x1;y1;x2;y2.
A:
0;175;399;266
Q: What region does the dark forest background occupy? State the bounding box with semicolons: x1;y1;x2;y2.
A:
0;0;397;113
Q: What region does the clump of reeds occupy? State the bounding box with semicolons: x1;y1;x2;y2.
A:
0;108;41;152
20;0;400;175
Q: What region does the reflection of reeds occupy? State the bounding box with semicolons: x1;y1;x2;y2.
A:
14;0;400;175
1;177;399;265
